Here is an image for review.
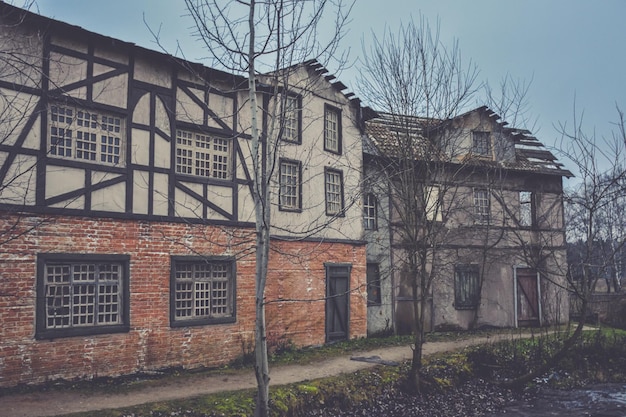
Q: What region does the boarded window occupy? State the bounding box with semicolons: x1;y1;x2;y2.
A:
425;185;442;222
367;263;381;305
519;191;534;227
454;264;480;309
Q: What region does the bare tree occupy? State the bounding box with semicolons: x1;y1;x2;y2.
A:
358;16;479;391
502;104;626;388
181;2;353;415
562;105;626;299
560;108;626;300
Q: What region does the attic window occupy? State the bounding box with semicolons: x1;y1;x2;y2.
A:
324;104;342;154
472;131;491;157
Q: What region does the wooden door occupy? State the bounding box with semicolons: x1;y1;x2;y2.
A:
325;265;351;342
516;268;540;326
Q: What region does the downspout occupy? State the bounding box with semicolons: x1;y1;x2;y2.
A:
513;266;519;328
537;270;543;326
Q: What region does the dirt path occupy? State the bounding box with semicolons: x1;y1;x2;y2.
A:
0;334;523;417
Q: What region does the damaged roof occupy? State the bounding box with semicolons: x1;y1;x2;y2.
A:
364;107;574;178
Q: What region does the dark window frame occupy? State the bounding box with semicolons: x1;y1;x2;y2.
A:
454;264;480;310
323;104;342;154
278;158;303;212
472;131;491;157
324;167;345;217
174;128;232;180
366;263;382;306
48;103;125;166
170;255;236;327
36;253;130;340
281;94;302;144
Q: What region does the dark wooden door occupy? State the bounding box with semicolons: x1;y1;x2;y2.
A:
325;265;351;342
516;268;540;326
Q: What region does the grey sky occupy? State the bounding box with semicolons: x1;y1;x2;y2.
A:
33;0;626;176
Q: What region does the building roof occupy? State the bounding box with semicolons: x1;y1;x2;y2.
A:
364;107;574;178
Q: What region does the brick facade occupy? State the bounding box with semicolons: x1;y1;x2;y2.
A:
0;213;366;387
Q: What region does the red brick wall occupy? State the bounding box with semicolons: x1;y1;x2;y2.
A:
0;214;366;387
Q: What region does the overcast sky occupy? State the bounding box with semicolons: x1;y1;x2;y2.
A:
32;0;626;176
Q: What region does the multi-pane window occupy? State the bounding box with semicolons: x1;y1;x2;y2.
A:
36;254;129;339
519;191;534;227
176;130;231;179
325;168;344;216
472;131;491;157
279;159;301;211
282;95;300;143
324;105;341;153
473;188;490;223
367;263;382;305
171;257;236;326
49;105;123;165
454;264;480;309
363;193;377;230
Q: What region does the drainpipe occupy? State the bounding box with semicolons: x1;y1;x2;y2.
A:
513;266;519;328
537;270;543;326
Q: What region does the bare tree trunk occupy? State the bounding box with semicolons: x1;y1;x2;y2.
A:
247;2;270;415
409;264;423;392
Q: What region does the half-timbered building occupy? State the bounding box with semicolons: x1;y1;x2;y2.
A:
0;3;366;387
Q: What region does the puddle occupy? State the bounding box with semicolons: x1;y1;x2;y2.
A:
487;384;626;416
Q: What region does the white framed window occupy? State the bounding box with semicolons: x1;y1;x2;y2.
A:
472;131;491;157
171;256;236;326
176;129;231;179
325;168;344;216
473;188;490;223
49;105;124;165
282;95;300;143
324;104;341;154
36;254;130;339
363;193;377;230
279;159;301;211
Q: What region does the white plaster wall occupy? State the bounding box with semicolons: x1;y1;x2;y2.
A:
0;89;40;148
91;181;125;212
0;153;37;205
133;170;150;214
134;55;171;89
0;25;43;88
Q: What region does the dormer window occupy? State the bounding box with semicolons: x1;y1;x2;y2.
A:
472;131;491;157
